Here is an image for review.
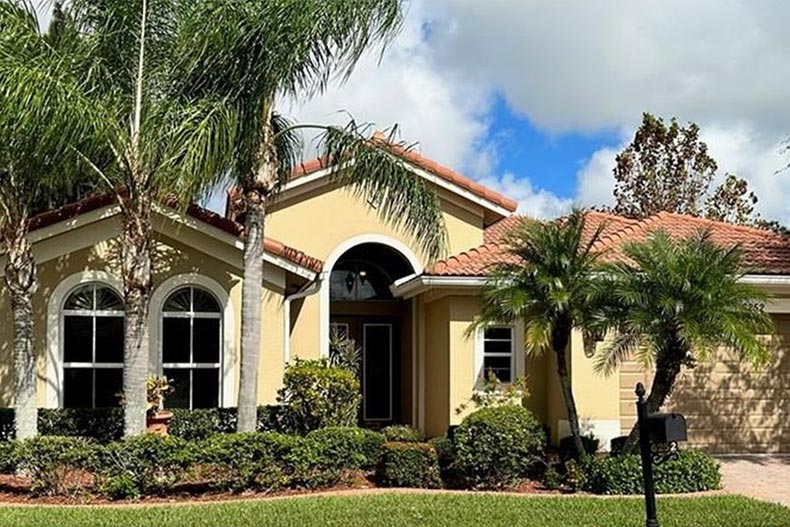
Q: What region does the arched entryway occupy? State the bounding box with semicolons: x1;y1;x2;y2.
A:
328;242;416;426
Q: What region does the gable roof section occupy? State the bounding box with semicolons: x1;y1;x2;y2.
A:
226;138;519;222
25;193;323;274
424;210;790;277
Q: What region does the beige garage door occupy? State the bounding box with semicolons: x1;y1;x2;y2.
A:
619;314;790;453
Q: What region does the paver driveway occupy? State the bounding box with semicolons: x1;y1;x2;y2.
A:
718;455;790;507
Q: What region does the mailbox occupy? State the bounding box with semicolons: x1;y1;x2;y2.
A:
646;413;687;444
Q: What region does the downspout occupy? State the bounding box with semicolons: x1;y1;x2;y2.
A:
283;277;322;363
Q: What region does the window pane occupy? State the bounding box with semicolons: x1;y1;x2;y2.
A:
64;316;93;363
163;369;190;409
94;368;123;407
484;340;512;355
483;356;512;382
163;318;191;363
95;317;124;363
192;289;220;313
193;319;220;363
64;368;93;408
163;288;191;312
64;285;94;310
192;368;219;408
95;287;123;311
484;327;512;340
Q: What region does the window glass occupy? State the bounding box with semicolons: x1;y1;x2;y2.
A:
62;284;124;408
161;286;222;409
482;326;514;383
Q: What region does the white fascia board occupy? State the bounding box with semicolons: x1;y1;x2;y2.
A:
391;275;486;299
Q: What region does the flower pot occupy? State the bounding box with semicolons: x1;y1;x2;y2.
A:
146;410;174;436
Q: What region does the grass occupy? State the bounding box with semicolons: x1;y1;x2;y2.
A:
0;493;787;527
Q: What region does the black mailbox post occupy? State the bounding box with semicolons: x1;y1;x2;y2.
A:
635;383;687;527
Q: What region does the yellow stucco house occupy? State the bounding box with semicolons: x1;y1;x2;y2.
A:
0;147;788;452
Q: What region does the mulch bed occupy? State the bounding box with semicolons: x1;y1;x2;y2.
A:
0;472;564;506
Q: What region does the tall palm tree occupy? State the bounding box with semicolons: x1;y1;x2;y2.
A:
0;1;100;438
51;0;236;436
474;210;607;457
595;229;773;451
174;0;448;432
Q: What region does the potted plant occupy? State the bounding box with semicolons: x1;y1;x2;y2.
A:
146;375;174;435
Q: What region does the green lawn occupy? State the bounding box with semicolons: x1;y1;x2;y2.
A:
0;493;787;527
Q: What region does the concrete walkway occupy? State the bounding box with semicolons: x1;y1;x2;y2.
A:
718;455;790;507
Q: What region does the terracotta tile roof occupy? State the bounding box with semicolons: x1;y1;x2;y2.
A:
287;136;518;213
425;211;790;277
28;193;323;274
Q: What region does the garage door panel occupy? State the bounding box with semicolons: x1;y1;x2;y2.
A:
617;318;789;453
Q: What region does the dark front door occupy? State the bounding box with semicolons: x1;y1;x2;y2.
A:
330;317;399;425
362;323;393;422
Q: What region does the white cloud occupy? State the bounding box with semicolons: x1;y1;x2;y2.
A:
479;172;573;219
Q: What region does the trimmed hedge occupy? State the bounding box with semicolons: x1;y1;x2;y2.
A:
381;425;423;443
377;442;441;489
453;405;546;489
306;426;385;470
0;407;283;443
583;450;722;495
14;436;97;495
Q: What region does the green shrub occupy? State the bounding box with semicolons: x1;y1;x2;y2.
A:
382;425;423;443
96;434;192;499
583;450;721;495
377;442;441;489
307;427;385;470
0;440;19;474
277;359;361;434
542;465;561;490
453;405;545;489
194;432;341;492
15;436;97;495
427;436;454;469
168;408;237;441
559;434;600;461
38;408;124;444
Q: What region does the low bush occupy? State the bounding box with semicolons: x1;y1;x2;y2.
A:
96;434;192;499
583;450;721;495
307;427;384;470
0;440;18;474
559;434;600;461
15;436;97;495
381;425;423;443
453;405;545;489
0;409;13;442
377;442;441;489
277;359;361;434
38;408;124;444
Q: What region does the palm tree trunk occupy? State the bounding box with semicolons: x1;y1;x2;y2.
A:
555;344;585;457
121;198;153;437
236;97;277;433
3;215;38;439
237;195;265;432
622;351;683;453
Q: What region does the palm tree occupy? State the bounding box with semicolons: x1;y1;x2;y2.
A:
174;0;448;432
474;210;607;457
595;229;773;451
53;0;236;435
0;1;100;438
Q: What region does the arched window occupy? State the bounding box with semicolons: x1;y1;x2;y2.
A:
161;286;222;408
62;284;124;408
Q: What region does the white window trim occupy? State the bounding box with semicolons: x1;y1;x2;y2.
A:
149;274;236;408
473;322;525;390
46;271;124;408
